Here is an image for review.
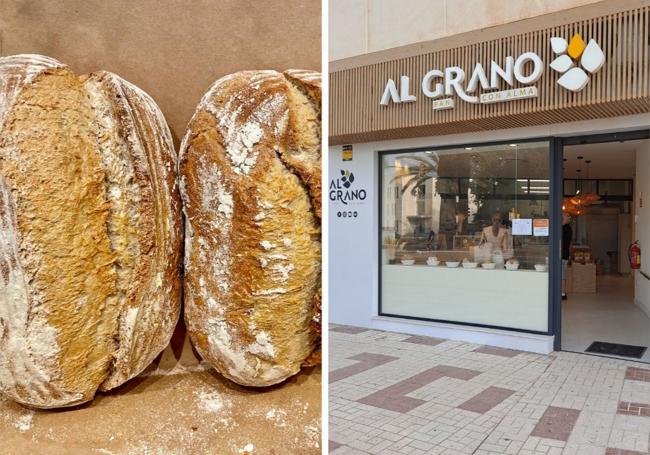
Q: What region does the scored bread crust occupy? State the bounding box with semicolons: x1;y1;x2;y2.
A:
180;70;321;387
0;55;181;408
83;71;183;392
281;70;323;362
278;70;322;220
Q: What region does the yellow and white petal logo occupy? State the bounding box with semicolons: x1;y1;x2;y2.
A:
550;33;605;92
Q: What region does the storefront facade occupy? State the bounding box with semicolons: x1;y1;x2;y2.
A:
329;0;650;353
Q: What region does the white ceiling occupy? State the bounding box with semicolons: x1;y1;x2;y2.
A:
564;139;648;180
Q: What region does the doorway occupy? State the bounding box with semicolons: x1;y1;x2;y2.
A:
559;133;650;362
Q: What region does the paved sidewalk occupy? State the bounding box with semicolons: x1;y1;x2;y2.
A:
329;325;650;455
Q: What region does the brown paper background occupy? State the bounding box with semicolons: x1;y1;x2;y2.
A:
0;0;321;144
0;2;322;453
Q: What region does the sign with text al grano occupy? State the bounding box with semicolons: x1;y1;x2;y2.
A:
329;166;367;220
380;33;605;110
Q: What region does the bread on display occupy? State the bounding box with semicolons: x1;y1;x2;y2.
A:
180;70;321;387
0;55;182;408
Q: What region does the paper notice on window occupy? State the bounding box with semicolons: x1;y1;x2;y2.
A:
533;219;550;237
512;218;533;236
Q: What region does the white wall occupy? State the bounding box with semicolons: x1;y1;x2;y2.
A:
329;0;606;61
328;146;379;325
328;113;650;353
635;140;650;317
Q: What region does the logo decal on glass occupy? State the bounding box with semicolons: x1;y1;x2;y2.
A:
550;33;606;92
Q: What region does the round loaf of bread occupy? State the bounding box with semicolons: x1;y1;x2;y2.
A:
0;55;182;408
179;70;321;387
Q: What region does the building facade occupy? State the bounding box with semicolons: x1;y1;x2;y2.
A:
329;0;650;354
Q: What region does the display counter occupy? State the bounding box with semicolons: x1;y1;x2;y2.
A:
382;264;549;332
386;245;549;269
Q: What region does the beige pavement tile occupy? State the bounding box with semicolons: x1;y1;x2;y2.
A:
329;326;650;455
607;414;650;453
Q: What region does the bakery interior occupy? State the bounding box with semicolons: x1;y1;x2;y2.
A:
561;139;650;362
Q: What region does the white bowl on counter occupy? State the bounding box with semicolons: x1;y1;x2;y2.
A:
462;262;478;269
534;264;548;272
446;261;460;268
401;259;415;266
426;260;440;266
481;263;496;270
505;263;520;271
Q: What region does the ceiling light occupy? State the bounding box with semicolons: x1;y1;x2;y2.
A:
465;147;472;150
509;144;517;147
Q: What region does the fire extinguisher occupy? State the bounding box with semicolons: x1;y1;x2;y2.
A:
629;241;641;270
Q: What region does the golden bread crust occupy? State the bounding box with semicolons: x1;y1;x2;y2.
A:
0;55;181;408
180;70;321;387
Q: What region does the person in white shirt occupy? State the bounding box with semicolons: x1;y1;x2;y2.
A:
479;212;509;253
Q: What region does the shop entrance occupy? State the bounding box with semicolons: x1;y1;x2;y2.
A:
559;133;650;362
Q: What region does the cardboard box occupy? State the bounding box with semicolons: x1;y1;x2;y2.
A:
570;262;597;293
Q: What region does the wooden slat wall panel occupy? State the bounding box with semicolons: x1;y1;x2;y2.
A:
330;6;650;145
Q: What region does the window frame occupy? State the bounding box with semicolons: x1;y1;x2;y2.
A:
377;137;556;336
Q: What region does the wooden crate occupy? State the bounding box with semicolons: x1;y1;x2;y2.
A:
569;263;597;293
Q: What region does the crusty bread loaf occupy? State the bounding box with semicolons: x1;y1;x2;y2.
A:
179;70;321;387
0;54;182;408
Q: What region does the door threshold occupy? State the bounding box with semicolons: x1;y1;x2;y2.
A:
561;348;650;364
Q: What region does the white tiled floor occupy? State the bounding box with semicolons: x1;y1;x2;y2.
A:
562;274;650;363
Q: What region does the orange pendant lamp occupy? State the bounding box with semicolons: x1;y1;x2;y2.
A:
563;197;587;216
563;158;599;217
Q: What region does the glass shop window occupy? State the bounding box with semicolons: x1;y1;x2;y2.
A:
380;142;551;332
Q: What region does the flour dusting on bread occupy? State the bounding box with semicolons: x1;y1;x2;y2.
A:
0;54;181;408
0;178;83;406
0;54;65;130
180;70;321;387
